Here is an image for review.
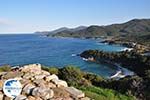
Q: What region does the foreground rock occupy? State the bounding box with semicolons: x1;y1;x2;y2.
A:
32;87;54;99
0;64;89;100
63;87;85;99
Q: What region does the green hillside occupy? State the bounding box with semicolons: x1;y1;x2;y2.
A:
50;19;150;46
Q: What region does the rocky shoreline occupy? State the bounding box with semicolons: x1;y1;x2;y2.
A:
0;64;90;100
80;56;134;79
80;50;150;99
48;35;150;53
99;39;150;53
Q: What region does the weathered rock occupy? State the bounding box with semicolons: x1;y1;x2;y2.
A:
0;92;4;100
20;79;32;87
14;95;27;100
63;87;85;99
23;73;34;80
38;82;47;88
80;97;91;100
3;96;12;100
34;74;46;80
2;71;24;79
52;79;68;87
53;88;70;98
64;98;74;100
41;70;50;75
0;72;7;76
0;80;4;89
28;96;42;100
35;97;43;100
32;87;54;99
14;77;23;80
45;74;59;82
33;79;46;86
23;84;36;95
21;64;41;75
51;97;73;100
47;82;56;88
28;96;36;100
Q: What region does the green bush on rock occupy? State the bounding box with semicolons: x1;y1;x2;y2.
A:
42;66;59;75
0;65;11;72
59;66;84;86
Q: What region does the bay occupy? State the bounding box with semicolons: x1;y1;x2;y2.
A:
0;34;126;77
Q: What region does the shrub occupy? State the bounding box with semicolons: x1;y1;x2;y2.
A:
0;65;11;72
42;66;59;75
84;73;104;85
59;65;84;86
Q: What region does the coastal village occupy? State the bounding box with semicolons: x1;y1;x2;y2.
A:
0;64;90;100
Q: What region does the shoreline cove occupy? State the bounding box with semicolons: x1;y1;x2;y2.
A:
81;57;134;79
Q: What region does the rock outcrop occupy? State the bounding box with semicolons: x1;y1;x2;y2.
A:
0;64;90;100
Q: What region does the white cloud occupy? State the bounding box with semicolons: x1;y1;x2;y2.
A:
0;18;58;33
0;18;13;26
0;18;18;33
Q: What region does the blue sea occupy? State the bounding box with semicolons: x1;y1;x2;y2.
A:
0;34;127;77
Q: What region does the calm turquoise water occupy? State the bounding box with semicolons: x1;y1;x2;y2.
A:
0;34;126;77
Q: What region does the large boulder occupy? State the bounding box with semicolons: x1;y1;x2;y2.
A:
47;82;56;88
41;70;50;76
0;92;4;100
32;87;54;99
2;71;24;79
63;87;85;99
22;83;36;95
0;72;7;76
52;79;68;87
80;97;91;100
53;88;70;98
0;80;4;90
33;79;46;86
3;96;12;100
34;74;46;80
45;74;59;82
23;73;34;80
28;96;42;100
20;79;32;87
14;95;27;100
51;97;73;100
28;96;36;100
21;64;41;75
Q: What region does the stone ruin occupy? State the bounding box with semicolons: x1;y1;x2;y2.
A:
0;64;90;100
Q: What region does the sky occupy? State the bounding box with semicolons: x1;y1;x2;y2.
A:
0;0;150;33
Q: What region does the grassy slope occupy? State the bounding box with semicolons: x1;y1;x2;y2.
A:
77;86;135;100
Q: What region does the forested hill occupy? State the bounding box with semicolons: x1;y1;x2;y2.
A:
47;19;150;46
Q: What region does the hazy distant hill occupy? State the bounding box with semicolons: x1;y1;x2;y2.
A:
52;19;150;37
35;26;87;36
51;19;150;45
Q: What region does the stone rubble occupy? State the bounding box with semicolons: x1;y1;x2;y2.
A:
0;64;90;100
